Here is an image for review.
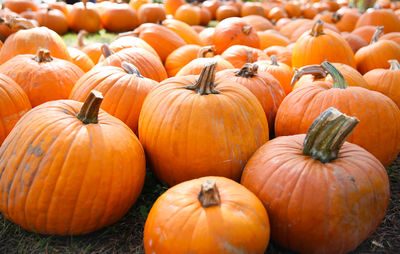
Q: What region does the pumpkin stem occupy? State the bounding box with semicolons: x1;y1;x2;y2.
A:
117;31;139;39
373;3;382;9
4;17;36;31
77;30;88;48
101;44;114;58
198;46;216;58
185;62;220;95
321;61;348;89
235;63;258;78
242;26;252;35
389;59;400;70
331;12;342;23
290;64;327;87
198;180;221;208
370;26;384;44
121;61;143;78
76;90;104;124
270;55;279;66
302;107;359;163
33;49;53;63
83;0;87;9
310;20;325;37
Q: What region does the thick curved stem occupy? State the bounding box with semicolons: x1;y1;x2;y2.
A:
77;30;88;48
290;64;327;87
389;59;400;70
235;63;258;78
33;49;53;63
302;107;359;163
198;46;216;58
101;44;114;58
122;61;143;78
310;20;325;37
185;62;220;95
370;26;384;44
76;90;104;124
321;61;348;89
198;180;221;208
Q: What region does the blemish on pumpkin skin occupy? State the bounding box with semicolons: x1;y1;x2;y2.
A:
27;139;44;157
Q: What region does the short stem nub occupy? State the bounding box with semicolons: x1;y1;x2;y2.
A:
370;26;384;44
302;107;360;163
235;63;258;78
76;90;104;124
198;180;221;208
389;59;400;70
185;62;220;95
310;20;325;37
198;46;216;58
33;49;53;63
321;61;348;89
270;55;278;66
242;26;252;35
121;61;143;78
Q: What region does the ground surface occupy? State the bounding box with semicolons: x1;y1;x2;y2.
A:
0;31;399;253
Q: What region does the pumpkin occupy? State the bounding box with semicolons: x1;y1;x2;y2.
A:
133;23;186;62
138;62;268;186
278;18;310;39
212;17;260;54
217;63;285;135
34;8;68;35
221;45;268;68
284;2;301;18
129;0;151;11
100;3;139;33
67;47;95;73
107;35;158;57
199;6;211;26
0;91;146;235
162;19;203;46
257;30;290;49
165;44;202;77
75;30;103;64
301;5;318;19
137;3;166;24
355;26;400;74
0;8;20;41
20;9;36;20
292;20;356;69
342;32;368;53
202;0;219;20
256;55;293;95
264;45;292;67
0;25;71;64
97;45;168;82
174;4;201;26
144;177;270;254
164;0;185;15
241;15;274;31
199;27;214;46
48;1;69;17
241;2;265;17
275;61;400;167
68;0;101;33
290;20;341;42
2;0;38;14
0;74;31;144
70;62;158;134
363;59;400;109
176;46;234;76
216;5;240;21
331;11;360;32
191;25;205;33
351;25;378;43
267;7;288;23
356;7;400;33
380;32;400;46
242;107;390;254
0;49;84;107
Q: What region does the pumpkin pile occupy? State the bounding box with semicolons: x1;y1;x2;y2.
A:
0;0;399;253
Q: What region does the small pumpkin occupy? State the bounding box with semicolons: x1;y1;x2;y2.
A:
351;25;378;43
100;3;139;33
216;5;240;21
258;30;290;50
162;19;203;46
107;36;158;57
68;0;101;33
221;45;268;68
75;30;103;64
163;0;185;15
241;2;265;17
241;15;274;31
137;3;166;24
342;32;368;53
67;47;95;73
174;4;201;26
34;8;68;35
3;0;38;14
165;44;202;77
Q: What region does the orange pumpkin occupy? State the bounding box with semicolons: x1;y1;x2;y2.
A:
129;0;151;11
0;49;84;107
3;0;38;14
70;62;158;134
342;32;368;53
216;5;240;21
107;36;158;57
165;44;202;77
275;61;400;167
199;27;214;46
75;30;103;64
212;17;260;54
162;19;203;46
34;8;68;35
290;20;340;42
199;6;211;26
278;18;310;39
138;62;268;186
356;8;400;33
258;30;290;49
68;0;101;33
202;0;219;20
0;91;146;235
241;2;265;17
0;8;21;41
137;3;166;24
164;0;185;15
331;11;360;32
264;45;292;67
380;32;400;46
174;4;201;26
100;3;139;32
242;107;390;254
144;177;270;253
48;1;69;17
241;15;274;31
284;2;301;18
221;45;268;68
68;47;95;73
351;25;378;43
267;7;288;23
292;20;356;69
363;59;400;109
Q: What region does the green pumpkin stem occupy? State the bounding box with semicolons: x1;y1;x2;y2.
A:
76;90;104;124
310;20;325;37
198;180;221;208
122;61;143;78
101;44;114;58
185;62;220;95
235;63;258;78
33;49;53;63
389;59;400;70
198;46;216;58
270;55;279;66
290;64;327;87
321;61;347;89
302;107;359;163
370;26;384;44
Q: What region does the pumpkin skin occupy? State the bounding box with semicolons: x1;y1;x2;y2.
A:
264;46;292;67
70;63;158;134
34;8;68;35
241;115;390;254
363;60;400;109
0;49;84;107
212;17;260;54
221;45;268;68
275;62;400;167
68;1;101;33
342;32;368;53
137;3;166;24
355;8;400;33
216;5;240;21
162;19;203;46
3;0;38;14
76;30;103;64
100;3;139;33
67;47;95;73
380;32;400;46
202;0;219;20
107;36;158;57
0;26;72;64
351;25;378;43
258;30;290;50
0;92;146;235
241;15;274;32
0;74;31;144
165;44;202;77
138;63;268;186
292;20;356;69
164;0;185;15
199;27;214;46
144;176;270;254
174;4;201;26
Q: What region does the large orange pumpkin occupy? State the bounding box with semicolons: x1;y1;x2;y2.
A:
275;61;400;167
355;7;400;33
0;49;84;107
138;62;268;186
0;91;146;235
292;20;356;68
144;176;270;253
137;3;165;24
68;0;101;33
174;4;201;26
34;8;68;35
242;107;390;254
2;0;38;14
100;3;139;32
